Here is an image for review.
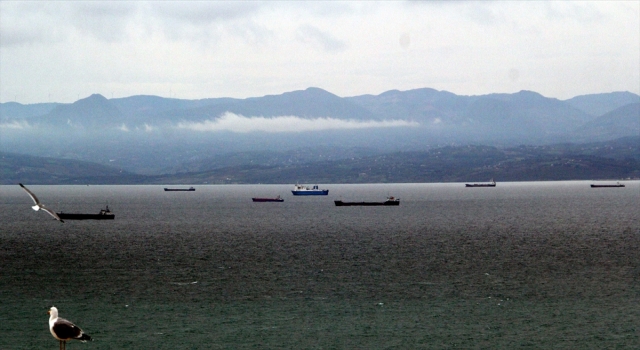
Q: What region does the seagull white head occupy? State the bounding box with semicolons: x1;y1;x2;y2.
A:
48;306;58;318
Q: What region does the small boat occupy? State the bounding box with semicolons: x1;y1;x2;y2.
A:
591;182;625;188
164;187;195;191
465;178;496;187
334;196;400;206
252;195;284;202
57;206;115;220
291;184;329;196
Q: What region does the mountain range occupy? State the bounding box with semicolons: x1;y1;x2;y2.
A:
1;87;638;182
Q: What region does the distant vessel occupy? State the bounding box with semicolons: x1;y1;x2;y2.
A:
291;184;329;196
591;182;625;188
57;206;115;220
164;187;195;191
465;179;496;187
334;196;400;206
252;195;284;202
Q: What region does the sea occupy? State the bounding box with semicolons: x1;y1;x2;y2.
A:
1;181;639;349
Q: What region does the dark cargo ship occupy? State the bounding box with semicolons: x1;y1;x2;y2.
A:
57;206;115;220
334;196;400;206
591;182;625;188
465;179;496;187
164;187;195;191
252;195;284;202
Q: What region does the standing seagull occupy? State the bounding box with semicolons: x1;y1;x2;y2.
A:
19;183;64;223
48;306;92;350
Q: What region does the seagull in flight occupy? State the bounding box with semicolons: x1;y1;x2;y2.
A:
19;183;64;223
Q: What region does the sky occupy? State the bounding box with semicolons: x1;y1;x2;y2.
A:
1;1;638;104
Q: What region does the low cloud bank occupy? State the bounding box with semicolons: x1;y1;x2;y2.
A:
0;120;30;129
176;112;419;133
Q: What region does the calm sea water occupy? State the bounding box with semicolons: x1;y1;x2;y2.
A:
1;182;639;349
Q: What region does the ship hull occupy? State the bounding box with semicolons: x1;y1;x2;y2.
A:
334;200;399;206
57;213;115;220
590;184;625;188
252;198;284;202
291;190;329;196
465;184;496;187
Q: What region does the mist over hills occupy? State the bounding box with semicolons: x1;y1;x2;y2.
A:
1;87;638;180
2;136;637;185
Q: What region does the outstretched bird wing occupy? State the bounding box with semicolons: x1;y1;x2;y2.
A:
41;206;64;223
19;183;64;223
19;183;41;206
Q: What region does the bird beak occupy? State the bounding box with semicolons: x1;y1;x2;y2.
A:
47;310;51;315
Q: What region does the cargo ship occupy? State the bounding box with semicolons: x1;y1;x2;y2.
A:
334;196;400;206
465;179;496;187
590;182;625;188
57;206;115;220
291;184;329;196
252;195;284;202
164;187;195;191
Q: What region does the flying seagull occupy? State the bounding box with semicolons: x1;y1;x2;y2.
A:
18;183;64;223
48;306;92;350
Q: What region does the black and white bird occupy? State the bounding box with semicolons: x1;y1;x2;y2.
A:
48;306;92;350
19;183;64;223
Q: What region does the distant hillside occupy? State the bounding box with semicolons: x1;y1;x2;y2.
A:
345;88;463;121
155;139;639;184
111;95;225;116
0;101;59;120
347;89;594;140
5;137;636;184
159;146;385;174
163;87;381;122
0;152;145;184
31;94;124;128
2;87;638;175
565;91;640;116
573;103;640;141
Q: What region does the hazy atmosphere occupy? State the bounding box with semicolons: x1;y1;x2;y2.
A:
1;1;638;104
2;3;640;348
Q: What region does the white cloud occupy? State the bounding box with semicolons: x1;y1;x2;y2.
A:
176;112;418;133
119;123;130;132
0;120;30;129
295;25;347;53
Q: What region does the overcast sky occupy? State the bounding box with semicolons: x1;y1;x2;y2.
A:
1;1;638;104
